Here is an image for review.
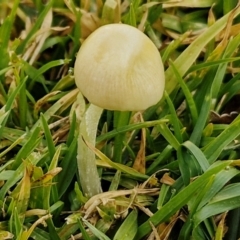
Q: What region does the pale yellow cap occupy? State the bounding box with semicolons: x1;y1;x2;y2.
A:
74;23;165;111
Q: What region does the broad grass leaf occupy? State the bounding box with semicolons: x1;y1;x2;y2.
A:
194;183;240;227
136;160;233;239
178;175;215;240
197;166;240;209
113;209;138;240
182;141;210;172
203;118;240;163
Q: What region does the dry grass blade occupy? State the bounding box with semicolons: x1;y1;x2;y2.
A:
83;188;159;219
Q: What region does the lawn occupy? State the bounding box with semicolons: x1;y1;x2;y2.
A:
1;0;240;239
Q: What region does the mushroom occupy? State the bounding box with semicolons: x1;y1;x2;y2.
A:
74;23;165;197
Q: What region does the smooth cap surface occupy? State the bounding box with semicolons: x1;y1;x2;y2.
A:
74;23;165;111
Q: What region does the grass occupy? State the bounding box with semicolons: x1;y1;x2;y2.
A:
1;0;240;239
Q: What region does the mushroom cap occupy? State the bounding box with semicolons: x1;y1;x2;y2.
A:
74;23;165;111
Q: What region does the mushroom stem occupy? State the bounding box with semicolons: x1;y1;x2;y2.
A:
113;111;131;163
77;103;103;197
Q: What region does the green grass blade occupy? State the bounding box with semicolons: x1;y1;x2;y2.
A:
58;137;77;198
41;113;56;160
169;60;198;125
194;182;240;227
190;86;211;146
177;146;191;185
85;140;148;180
156;122;181;150
0;0;19;71
165;7;240;95
165;91;183;143
161;31;190;63
18;75;28;129
0;152;46;199
97;119;168;143
187;57;240;74
113;111;131;163
223;0;238;14
182;141;210;172
224;208;240;240
32;89;78;131
82;219;111;240
147;145;173;175
109;170;121;191
28;59;71;90
10;207;22;238
16;1;53;54
157;184;170;209
136;160;233;239
43;147;62;240
66;112;77;146
12;127;42;169
0;77;27;139
204;119;240;163
179;175;215;240
77;219;91;240
9;167;31;238
198;167;240;209
113;210;138;240
128;2;137;27
211;33;240;100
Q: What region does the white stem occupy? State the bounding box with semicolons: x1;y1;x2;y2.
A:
77;104;103;197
